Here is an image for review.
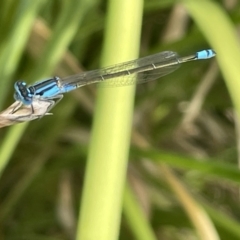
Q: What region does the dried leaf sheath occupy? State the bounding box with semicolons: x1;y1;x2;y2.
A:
0;100;56;128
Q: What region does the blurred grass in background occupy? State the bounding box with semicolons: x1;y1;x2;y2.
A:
0;0;240;239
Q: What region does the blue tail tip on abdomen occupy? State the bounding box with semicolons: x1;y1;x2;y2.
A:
197;49;216;59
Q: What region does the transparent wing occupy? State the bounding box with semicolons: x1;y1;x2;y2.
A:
61;51;180;88
98;66;180;87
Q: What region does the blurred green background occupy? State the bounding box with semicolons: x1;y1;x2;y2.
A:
1;0;240;239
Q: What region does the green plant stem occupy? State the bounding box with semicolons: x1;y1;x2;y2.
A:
77;0;143;239
182;0;240;115
123;183;157;240
0;0;45;108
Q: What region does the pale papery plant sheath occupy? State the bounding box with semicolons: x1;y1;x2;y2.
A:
0;100;56;128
